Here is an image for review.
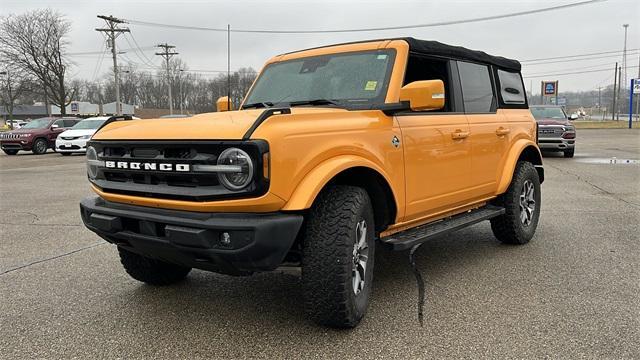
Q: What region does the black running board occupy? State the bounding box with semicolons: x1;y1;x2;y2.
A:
381;205;505;251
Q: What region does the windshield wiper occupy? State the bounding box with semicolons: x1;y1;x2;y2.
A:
288;99;343;108
242;101;274;109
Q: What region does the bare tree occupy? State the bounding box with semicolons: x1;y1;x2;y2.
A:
0;65;32;127
0;10;75;114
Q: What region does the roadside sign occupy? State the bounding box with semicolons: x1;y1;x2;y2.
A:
542;81;558;96
633;79;640;93
70;102;79;112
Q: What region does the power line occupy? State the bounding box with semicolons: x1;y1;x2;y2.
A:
122;0;607;34
524;50;640;66
521;48;639;62
523;65;636;79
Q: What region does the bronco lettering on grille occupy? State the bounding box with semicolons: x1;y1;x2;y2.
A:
104;161;190;172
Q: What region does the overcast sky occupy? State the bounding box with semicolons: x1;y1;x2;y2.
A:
2;0;639;93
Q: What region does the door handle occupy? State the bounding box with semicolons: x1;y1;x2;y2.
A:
495;127;511;136
451;130;470;140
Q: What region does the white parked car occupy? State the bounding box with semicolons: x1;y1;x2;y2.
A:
55;116;110;155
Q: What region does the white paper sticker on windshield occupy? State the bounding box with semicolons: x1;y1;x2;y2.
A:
377;54;387;60
365;81;378;91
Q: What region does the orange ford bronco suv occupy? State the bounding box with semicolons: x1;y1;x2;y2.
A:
80;38;543;328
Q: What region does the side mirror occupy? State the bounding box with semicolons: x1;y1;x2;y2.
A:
216;96;233;112
569;113;578;120
51;124;59;129
399;80;445;111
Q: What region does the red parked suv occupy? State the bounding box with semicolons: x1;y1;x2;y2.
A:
0;117;80;155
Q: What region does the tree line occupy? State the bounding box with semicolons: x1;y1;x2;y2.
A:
0;9;257;121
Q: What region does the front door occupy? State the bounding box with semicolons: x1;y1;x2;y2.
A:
396;114;472;222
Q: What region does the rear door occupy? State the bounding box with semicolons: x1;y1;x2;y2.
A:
458;61;506;199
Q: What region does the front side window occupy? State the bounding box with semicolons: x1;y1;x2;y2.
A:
63;119;79;127
53;119;66;128
243;50;395;108
458;61;495;113
497;70;525;104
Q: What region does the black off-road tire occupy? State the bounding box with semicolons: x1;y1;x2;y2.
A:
564;148;575;158
32;138;48;155
3;149;18;155
491;161;541;245
302;185;376;328
118;247;191;285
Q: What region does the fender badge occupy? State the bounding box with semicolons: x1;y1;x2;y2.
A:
392;135;400;148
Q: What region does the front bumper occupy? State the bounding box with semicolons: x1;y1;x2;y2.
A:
56;138;88;152
1;140;30;151
538;137;575;150
80;195;303;274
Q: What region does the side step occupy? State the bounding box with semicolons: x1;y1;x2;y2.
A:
380;205;505;251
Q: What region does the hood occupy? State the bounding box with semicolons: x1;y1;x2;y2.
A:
59;129;97;137
536;119;571;126
92;107;348;140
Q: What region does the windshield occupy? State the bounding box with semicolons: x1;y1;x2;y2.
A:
21;118;51;129
72;119;106;130
530;107;567;120
243;50;395;108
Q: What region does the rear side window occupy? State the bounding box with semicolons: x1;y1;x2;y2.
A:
497;70;525;104
457;61;494;113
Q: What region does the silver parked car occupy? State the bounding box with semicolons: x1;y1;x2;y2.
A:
530;105;577;158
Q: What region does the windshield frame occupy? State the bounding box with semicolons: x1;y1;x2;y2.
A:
242;49;397;109
530;106;567;120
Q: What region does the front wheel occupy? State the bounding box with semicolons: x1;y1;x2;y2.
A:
32;138;48;155
118;247;191;285
302;185;376;328
564;148;575;158
491;161;541;245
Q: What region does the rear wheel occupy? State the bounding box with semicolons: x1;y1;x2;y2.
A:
491;161;541;245
3;149;18;155
564;148;574;158
32;138;48;155
118;247;191;285
302;185;375;328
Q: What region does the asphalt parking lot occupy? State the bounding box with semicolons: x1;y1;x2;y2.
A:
0;129;638;359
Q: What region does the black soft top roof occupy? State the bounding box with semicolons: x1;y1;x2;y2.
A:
402;37;521;72
283;37;521;72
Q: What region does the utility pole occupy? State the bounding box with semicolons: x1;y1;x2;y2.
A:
96;15;129;116
227;24;231;106
612;62;618;121
617;66;622;120
156;43;178;115
622;24;629;99
179;69;185;114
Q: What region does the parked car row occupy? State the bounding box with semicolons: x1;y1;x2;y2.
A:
0;116;109;155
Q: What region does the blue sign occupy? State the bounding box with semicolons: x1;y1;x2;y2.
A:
543;81;557;96
70;103;79;112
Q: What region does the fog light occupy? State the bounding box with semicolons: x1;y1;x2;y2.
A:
220;232;231;245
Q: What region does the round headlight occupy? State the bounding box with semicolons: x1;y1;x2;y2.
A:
217;147;253;190
86;146;99;179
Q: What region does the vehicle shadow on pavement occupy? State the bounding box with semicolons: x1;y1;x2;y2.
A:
116;223;514;332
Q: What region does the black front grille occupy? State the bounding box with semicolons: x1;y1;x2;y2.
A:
88;140;269;202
